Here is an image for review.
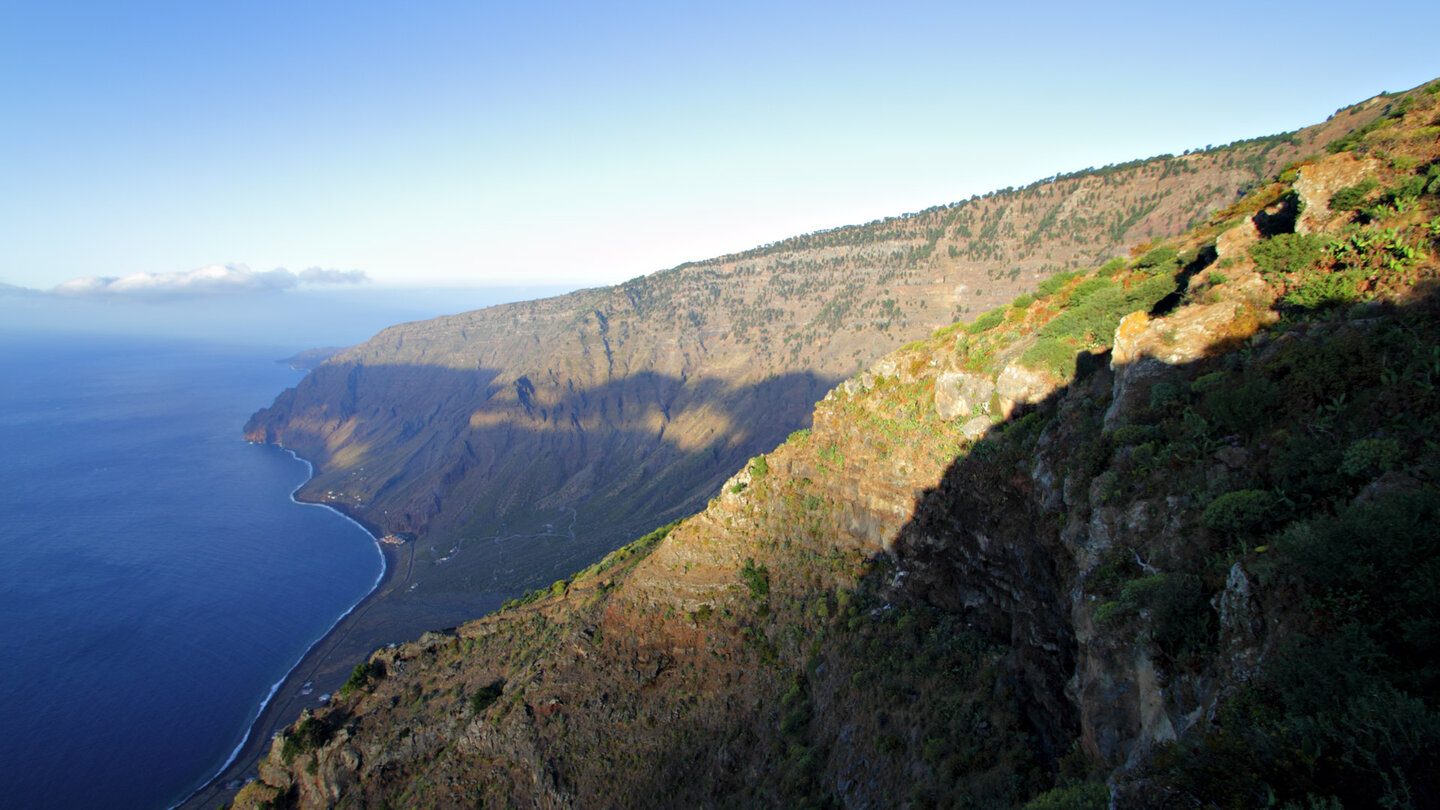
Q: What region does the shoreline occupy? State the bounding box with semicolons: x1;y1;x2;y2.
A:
208;450;389;782
176;446;402;810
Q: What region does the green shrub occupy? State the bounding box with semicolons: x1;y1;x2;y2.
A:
1269;433;1345;502
1281;268;1365;310
1068;277;1114;304
740;557;771;599
966;309;1005;334
469;679;505;715
1327;115;1387;153
1098;257;1127;277
1119;573;1215;661
1037;271;1081;297
1340;437;1404;478
779;705;811;736
1148;382;1185;410
1020;273;1177;376
1112;424;1163;446
1021;338;1082;377
1249;233;1324;279
1134;245;1179;269
1328;178;1378;211
1092;601;1123;628
1281;491;1440;682
339;660;384;698
1204;376;1278;435
1012;293;1036;309
1099;573;1215;661
1202;489;1278;535
1021;783;1109;810
1189;371;1228;394
281;716;332;764
1159;493;1440;810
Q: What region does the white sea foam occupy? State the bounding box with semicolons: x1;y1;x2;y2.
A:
174;445;387;810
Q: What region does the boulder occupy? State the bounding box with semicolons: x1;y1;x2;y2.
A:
961;416;992;441
996;363;1058;416
934;371;995;422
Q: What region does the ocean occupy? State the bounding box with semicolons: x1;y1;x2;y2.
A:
0;333;384;809
0;286;579;809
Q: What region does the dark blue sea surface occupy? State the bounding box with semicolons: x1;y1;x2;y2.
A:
0;334;383;809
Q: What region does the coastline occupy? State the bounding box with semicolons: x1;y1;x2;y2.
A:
176;447;401;810
178;442;510;810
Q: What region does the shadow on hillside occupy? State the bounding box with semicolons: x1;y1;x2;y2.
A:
856;280;1440;771
250;361;843;594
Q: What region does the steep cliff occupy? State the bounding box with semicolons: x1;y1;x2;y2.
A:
244;106;1383;600
238;82;1440;809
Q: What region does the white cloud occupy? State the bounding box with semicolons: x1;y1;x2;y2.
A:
53;264;369;298
297;267;367;284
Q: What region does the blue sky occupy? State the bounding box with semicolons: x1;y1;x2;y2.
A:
2;0;1437;293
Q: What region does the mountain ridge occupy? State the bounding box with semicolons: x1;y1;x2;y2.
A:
244;98;1384;606
235;80;1440;808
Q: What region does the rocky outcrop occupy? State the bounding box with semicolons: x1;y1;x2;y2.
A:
996;363;1059;417
1214;215;1261;262
1294;152;1380;234
1105;302;1257;430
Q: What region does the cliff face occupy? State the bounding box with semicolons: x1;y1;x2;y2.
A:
244;108;1381;600
238;83;1440;809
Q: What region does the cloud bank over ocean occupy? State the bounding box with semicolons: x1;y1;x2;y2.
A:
52;264;368;297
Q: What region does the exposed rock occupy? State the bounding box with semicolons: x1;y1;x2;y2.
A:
996;363;1057;416
1353;468;1423;506
961;415;993;441
1108;310;1152;370
1105;303;1251;430
1213;446;1250;470
1214;563;1264;681
934;371;995;422
1214;216;1261;262
870;357;900;381
1294;152;1380;234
